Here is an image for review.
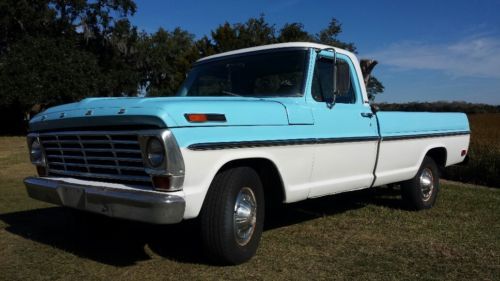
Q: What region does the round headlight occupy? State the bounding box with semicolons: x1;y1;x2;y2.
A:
30;139;43;162
146;138;165;167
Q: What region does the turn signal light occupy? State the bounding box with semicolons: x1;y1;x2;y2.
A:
152;175;171;191
185;113;227;123
461;149;467;156
185;114;208;123
36;166;47;176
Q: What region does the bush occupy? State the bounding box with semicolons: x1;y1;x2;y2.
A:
443;113;500;187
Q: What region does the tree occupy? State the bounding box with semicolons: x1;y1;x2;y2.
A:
0;0;144;134
211;15;276;52
0;0;140;101
278;23;314;42
315;18;356;52
0;36;101;112
195;35;217;58
99;19;142;96
366;77;384;102
67;0;140;97
137;27;199;96
0;0;56;55
50;0;137;41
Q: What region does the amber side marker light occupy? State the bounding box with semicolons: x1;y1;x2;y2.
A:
185;114;208;122
185;113;227;123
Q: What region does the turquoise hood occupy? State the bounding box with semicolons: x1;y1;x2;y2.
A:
29;97;313;131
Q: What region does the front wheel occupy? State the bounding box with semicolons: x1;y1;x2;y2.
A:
401;156;440;210
200;166;264;265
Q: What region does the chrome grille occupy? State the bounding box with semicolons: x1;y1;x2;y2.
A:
39;131;151;187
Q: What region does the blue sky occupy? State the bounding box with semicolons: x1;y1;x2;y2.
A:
131;0;500;104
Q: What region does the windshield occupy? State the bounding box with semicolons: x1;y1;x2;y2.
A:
176;49;308;97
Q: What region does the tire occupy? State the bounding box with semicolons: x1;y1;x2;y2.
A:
401;156;440;210
200;166;265;265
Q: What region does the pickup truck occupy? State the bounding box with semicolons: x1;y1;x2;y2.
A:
24;42;470;264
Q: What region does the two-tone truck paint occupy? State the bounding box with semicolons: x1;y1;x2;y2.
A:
24;42;470;264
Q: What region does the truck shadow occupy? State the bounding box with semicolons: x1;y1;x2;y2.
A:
264;186;404;230
0;186;403;266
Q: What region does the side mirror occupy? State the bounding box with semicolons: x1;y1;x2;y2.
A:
316;48;351;108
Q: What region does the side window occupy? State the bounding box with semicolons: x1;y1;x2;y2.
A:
312;57;356;104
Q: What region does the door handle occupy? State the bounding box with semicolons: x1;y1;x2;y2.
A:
361;112;374;118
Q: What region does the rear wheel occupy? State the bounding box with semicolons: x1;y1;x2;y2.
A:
401;156;440;210
200;166;264;265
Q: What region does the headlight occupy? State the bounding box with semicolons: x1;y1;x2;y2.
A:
138;130;185;191
146;137;165;168
30;139;43;164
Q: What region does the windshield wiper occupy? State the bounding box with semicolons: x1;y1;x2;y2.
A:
221;90;243;97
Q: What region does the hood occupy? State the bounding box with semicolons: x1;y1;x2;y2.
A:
29;97;313;132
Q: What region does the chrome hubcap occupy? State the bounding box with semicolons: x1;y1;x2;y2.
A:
419;168;434;201
233;187;257;246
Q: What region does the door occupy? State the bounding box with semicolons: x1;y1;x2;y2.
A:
307;53;379;197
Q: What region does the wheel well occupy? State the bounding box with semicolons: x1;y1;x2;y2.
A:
217;158;286;206
426;147;447;169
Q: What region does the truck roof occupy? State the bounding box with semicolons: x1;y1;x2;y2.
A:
197;42;356;62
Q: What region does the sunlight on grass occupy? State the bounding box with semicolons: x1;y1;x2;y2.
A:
0;136;498;280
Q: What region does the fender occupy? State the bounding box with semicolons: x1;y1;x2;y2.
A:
179;146;313;219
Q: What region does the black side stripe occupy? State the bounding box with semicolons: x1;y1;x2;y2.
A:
381;131;470;141
188;136;379;151
187;131;470;151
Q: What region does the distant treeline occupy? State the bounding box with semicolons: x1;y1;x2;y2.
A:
377;101;500;114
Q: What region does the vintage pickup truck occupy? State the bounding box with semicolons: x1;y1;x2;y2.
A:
24;42;470;264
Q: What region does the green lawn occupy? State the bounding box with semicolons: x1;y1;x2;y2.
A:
0;137;499;281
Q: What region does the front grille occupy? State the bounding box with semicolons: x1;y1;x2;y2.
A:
39;131;152;188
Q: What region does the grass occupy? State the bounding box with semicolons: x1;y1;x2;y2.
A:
0;137;499;281
444;113;500;187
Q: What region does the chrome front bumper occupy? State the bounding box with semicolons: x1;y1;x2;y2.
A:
24;177;185;224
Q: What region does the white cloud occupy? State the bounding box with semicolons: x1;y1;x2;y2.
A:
365;36;500;79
